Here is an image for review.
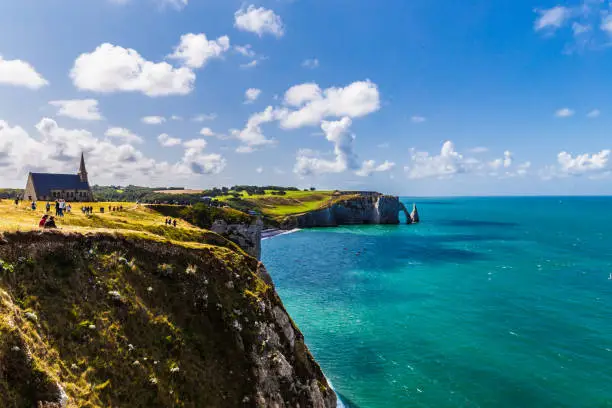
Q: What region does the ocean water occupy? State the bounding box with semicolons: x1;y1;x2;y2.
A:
261;197;612;408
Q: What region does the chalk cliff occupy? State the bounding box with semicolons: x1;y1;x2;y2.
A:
0;231;336;408
281;194;411;229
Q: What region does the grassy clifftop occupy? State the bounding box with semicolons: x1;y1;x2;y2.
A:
0;201;336;407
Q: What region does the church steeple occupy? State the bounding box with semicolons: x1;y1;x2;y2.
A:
78;152;88;183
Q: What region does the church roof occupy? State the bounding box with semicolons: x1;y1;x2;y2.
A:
30;173;90;196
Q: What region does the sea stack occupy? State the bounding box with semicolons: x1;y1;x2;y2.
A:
410;203;420;224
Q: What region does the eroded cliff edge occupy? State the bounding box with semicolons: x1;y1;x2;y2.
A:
282;194;412;229
0;231;336;408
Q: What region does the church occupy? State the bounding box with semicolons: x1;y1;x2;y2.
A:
23;153;93;202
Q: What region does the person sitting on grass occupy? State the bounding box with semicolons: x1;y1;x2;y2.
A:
44;216;57;229
38;214;48;228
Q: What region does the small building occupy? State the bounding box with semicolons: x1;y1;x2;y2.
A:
23;153;93;202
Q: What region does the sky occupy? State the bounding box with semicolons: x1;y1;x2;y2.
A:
0;0;611;196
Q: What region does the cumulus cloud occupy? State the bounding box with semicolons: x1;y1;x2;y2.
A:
356;160;396;177
158;133;182;147
245;88;262;104
234;5;284;37
231;106;283;152
49;99;103;121
302;58;319;69
105;127;143;144
141;116;166;125
200;127;215;137
168;33;230;69
0;55;48;89
0;117;225;185
534;6;570;31
70;43;195;97
555;108;575;117
404;141;526;179
294;117;358;175
551;149;611;177
281;80;380;129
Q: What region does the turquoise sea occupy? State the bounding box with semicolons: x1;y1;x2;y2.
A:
261;197;612;408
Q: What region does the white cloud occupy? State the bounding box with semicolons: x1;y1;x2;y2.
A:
411;115;426;123
158;133;182;147
405;141;527;179
601;14;612;34
0;117;225;185
245;88;262;103
171;115;183;121
356;160;396;177
534;6;570;31
256;166;263;173
0;55;48;89
587;109;600;118
294;117;358;175
105;127;143;144
168;33;230;69
468;146;489;153
200;127;215;137
281;80;380;129
235;45;256;58
572;22;591;36
555;108;575;117
70;43;195;97
161;0;188;9
234;5;284;37
193;113;217;122
231;106;283;152
49;99;103;121
302;58;319;69
554;149;610;177
141;116;166;125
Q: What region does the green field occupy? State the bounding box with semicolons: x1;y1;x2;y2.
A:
216;190;337;218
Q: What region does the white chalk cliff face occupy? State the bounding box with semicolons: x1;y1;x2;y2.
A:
281;195;412;229
211;218;263;259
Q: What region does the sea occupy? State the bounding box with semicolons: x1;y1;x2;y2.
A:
261;197;612;408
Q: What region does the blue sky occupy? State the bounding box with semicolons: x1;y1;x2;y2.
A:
0;0;611;195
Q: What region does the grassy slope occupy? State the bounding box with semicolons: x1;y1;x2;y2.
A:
217;191;336;219
0;201;336;407
0;200;244;254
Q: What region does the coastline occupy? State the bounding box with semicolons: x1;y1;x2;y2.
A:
261;228;301;240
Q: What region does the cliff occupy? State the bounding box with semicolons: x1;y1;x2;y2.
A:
150;204;263;259
0;231;336;408
281;194;411;229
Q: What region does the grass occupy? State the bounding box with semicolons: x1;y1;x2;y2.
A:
0;200;245;254
216;190;337;219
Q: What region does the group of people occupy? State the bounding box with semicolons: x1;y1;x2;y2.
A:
165;218;178;227
81;206;95;214
108;205;124;212
46;200;70;216
38;214;57;229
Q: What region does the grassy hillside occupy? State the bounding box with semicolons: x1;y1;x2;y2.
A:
0;200;244;254
217;190;336;219
0;199;337;407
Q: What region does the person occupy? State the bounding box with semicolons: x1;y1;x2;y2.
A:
66;204;71;214
39;214;48;228
31;201;36;211
173;219;177;227
14;198;19;206
55;201;60;216
108;205;111;212
45;202;51;213
59;200;65;217
44;216;57;229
